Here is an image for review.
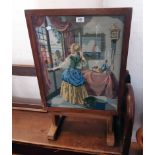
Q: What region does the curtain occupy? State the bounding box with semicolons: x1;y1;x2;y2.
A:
32;16;52;95
32;16;45;27
49;16;75;57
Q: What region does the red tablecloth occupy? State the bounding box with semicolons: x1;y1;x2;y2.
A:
82;70;118;98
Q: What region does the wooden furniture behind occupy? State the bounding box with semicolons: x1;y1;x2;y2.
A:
136;128;143;154
12;64;135;155
12;64;46;111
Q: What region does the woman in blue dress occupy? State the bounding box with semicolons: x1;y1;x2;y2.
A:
59;43;88;105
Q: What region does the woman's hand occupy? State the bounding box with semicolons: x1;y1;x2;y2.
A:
81;56;86;62
79;50;86;62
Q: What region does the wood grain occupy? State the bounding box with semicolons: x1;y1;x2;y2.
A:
13;110;121;155
47;115;65;140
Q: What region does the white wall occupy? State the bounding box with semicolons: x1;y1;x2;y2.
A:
12;0;143;140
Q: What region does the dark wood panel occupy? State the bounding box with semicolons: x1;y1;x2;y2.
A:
13;142;91;155
25;8;132;16
12;64;36;76
122;84;135;155
12;142;143;155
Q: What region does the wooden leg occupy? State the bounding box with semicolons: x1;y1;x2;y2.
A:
47;115;64;140
106;116;115;146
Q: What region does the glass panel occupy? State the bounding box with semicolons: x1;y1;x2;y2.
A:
33;15;125;111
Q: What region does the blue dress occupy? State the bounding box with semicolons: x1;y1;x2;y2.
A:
61;54;85;87
60;53;88;105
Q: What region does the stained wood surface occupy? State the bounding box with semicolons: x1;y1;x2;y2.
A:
12;142;142;155
47;115;65;140
13;110;121;155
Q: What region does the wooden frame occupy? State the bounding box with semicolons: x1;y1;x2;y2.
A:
25;8;132;116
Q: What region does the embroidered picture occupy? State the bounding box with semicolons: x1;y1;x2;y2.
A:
32;15;125;111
